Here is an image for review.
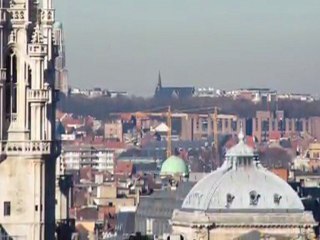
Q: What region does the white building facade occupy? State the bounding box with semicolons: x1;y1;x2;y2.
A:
59;145;115;173
0;0;58;239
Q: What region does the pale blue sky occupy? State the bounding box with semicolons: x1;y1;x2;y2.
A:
54;0;320;96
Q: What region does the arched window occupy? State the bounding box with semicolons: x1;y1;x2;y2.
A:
27;65;32;88
5;49;17;120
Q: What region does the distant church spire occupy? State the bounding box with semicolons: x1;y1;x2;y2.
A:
157;71;162;89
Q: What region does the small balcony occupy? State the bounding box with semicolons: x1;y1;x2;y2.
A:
0;140;58;156
27;89;50;103
28;44;48;57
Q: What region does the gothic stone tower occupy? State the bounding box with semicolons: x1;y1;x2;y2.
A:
0;0;58;239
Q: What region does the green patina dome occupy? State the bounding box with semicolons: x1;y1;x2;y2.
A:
160;155;189;176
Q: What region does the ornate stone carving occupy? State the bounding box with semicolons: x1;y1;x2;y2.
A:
40;9;55;24
8;29;17;43
8;9;26;22
9;0;16;8
0;140;53;155
27;89;50;102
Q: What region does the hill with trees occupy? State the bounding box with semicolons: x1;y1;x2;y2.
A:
58;94;320;120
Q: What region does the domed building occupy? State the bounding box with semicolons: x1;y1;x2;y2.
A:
170;131;316;239
160;155;189;177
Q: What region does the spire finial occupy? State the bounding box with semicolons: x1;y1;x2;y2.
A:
30;2;44;44
158;71;162;89
35;1;41;24
238;122;244;142
31;25;44;44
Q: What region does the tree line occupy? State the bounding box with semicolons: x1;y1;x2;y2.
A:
58;94;320;120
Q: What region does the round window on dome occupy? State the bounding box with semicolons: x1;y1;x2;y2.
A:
249;190;260;206
226;193;235;208
274;193;282;205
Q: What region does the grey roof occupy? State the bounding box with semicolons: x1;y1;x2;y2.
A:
154;87;195;99
133;162;159;174
135;181;195;235
116;211;135;237
143;139;214;150
138;181;194;218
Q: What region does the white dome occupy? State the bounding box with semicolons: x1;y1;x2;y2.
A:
181;134;304;212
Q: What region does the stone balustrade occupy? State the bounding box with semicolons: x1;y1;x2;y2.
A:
28;44;48;56
0;140;56;156
27;89;50;102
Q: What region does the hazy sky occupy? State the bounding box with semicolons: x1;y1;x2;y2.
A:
54;0;320;96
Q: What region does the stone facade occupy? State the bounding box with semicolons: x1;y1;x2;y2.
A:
171;211;316;240
0;0;58;239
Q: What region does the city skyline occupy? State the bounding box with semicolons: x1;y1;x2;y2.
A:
54;0;320;96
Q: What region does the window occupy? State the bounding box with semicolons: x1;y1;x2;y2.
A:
224;119;229;129
196;120;199;130
4;201;10;216
201;120;208;132
295;120;303;132
287;120;291;131
249;191;260;206
273;194;282;205
226;193;235;208
218;120;222;131
262;120;269;132
231;121;237;131
278;120;283;131
146;218;154;235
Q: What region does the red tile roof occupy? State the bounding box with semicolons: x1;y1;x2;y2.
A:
80;167;94;182
246;136;255;148
56;110;66;120
62;117;84;127
269;131;281;141
76;207;98;221
115;162;133;176
224;137;237;149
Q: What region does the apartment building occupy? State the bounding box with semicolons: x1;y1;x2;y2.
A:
59;144;115;173
180;113;244;141
104;120;123;142
247;111;320;142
